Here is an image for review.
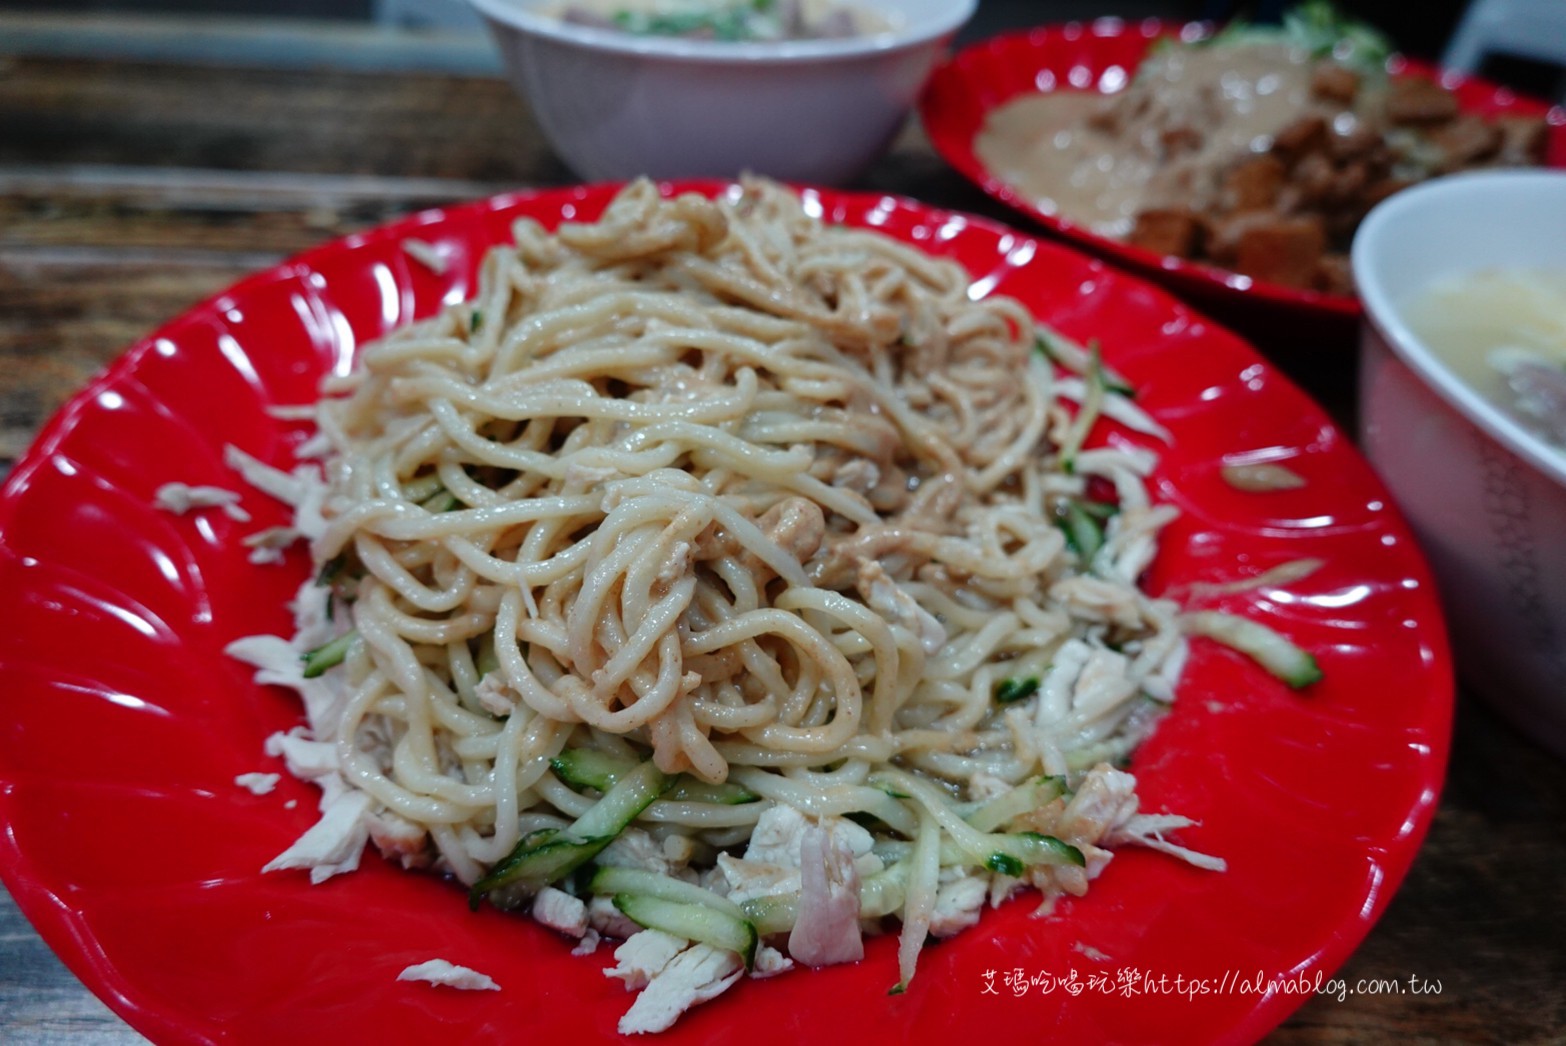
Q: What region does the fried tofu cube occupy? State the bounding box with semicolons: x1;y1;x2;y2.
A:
1271;114;1328;166
1128;207;1205;258
1328;123;1384;163
1232;216;1327;290
1222;154;1287;211
1289;151;1337;207
1386;76;1460;125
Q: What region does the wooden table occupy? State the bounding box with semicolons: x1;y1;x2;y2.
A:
2;46;1563;1045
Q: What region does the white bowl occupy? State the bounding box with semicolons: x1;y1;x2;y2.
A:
1353;169;1566;756
466;0;976;184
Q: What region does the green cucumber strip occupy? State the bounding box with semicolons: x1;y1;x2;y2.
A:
551;747;758;804
613;894;758;970
420;489;460;513
1037;329;1135;397
860;863;907;918
315;552;348;587
667;778;760;805
993;676;1040;705
986;852;1024;876
738;893;797;937
962;776;1068;833
474;633;499;678
588;865;745;921
550;747;634;791
1056;498;1105;562
872;767;1084;872
1058;342;1107;473
570;758;670;839
1064;733;1141;773
399;472;445;502
467;829;606;909
469;759;670;905
1181;610;1324;688
301;630;356;678
937;834;1083;870
1096;362;1136;400
1010;832;1085;867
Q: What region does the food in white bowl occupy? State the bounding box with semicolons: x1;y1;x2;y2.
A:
466;0;975;183
1403;267;1566;449
1353;169;1566;756
555;0;879;41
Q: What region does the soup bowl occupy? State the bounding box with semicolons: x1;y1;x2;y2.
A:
467;0;976;184
1353;169;1566;756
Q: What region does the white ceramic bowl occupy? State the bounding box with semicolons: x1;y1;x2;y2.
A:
467;0;976;184
1353;169;1566;756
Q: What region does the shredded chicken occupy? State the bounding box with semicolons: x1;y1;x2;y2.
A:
262;789;371;884
397;959;500;991
617;942;743;1036
858;560;948;655
533;886;590;938
929;874;988;938
473;672;518;717
599;828;675;876
605;930;688;992
154;481;250;522
401;237;450;275
234;772;280;795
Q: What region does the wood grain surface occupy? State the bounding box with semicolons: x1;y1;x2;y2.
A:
1;48;1563;1045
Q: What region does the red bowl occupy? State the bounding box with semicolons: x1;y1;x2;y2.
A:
920;17;1566;341
0;181;1452;1044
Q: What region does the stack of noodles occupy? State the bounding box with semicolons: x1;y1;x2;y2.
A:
228;177;1223;1033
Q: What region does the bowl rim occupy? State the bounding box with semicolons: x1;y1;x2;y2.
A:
465;0;978;62
1352;168;1566;489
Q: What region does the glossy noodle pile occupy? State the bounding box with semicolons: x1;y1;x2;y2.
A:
229;178;1221;1033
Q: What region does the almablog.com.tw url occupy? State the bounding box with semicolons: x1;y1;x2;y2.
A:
980;967;1443;1003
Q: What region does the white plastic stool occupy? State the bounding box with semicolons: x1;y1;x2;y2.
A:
1442;0;1566;94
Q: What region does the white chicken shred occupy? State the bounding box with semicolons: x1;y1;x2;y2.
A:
616;941;744;1036
397;959;500;992
234;772;280;796
153;481;250;522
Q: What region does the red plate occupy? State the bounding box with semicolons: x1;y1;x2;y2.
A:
0;183;1451;1044
920;18;1566;331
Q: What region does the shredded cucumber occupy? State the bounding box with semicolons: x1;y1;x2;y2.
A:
552;747;759;805
1055;497;1106;563
301;630;355;678
961;776;1069;833
469;759;670;907
613;893;759;969
1058;343;1109;473
870;768;1084;873
993;676;1041;705
589;865;746;921
1182;610;1324;688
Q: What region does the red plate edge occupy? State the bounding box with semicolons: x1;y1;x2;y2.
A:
0;180;1454;1045
919;17;1566;326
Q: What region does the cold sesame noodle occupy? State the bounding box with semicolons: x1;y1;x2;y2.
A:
230;178;1222;1033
